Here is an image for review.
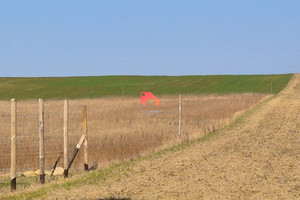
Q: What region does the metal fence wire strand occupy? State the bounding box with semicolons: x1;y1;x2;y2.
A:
0;115;10;174
0;94;268;176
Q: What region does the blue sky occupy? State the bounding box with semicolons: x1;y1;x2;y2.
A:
0;1;299;77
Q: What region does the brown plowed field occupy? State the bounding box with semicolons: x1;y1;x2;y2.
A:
20;75;300;199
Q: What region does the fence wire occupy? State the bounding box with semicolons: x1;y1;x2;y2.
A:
0;115;10;174
0;94;267;175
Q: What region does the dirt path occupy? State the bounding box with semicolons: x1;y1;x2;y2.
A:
44;74;300;199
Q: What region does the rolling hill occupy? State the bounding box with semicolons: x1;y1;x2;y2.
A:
0;74;293;100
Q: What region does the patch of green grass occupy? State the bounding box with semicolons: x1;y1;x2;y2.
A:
3;166;124;200
0;74;292;100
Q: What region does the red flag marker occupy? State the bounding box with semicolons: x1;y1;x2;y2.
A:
140;92;160;107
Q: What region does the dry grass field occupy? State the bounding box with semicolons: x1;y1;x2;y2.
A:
0;93;267;176
27;74;298;200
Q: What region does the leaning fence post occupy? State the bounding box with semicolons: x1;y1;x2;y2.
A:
82;106;88;171
11;99;17;191
39;98;45;184
64;134;85;177
63;100;69;178
179;94;182;137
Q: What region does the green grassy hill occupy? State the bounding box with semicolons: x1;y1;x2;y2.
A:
0;74;293;100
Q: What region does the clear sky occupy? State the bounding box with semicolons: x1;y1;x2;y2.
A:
0;1;299;77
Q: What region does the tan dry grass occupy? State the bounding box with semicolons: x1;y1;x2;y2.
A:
0;94;267;174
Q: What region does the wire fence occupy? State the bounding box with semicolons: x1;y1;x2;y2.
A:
0;114;10;173
0;101;84;174
0;94;267;190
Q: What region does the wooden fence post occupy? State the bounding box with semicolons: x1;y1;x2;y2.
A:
63;100;68;178
11;99;17;191
39;98;45;184
179;94;182;137
64;134;85;177
82;106;88;171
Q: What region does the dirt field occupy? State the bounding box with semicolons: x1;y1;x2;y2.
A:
30;74;300;200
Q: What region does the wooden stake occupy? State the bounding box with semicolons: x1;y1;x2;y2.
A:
82;106;88;171
51;152;63;176
179;94;182;137
39;98;45;184
63;100;68;177
11;99;17;191
64;134;85;177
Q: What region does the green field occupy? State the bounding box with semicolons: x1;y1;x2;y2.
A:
0;74;293;100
